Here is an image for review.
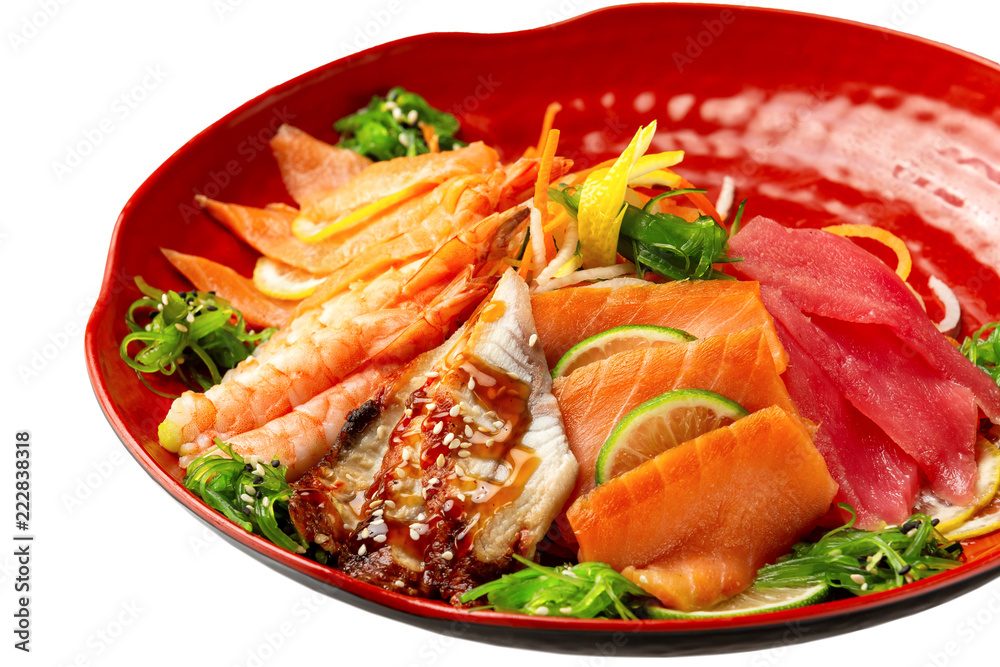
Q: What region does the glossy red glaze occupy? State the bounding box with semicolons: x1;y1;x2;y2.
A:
86;3;1000;655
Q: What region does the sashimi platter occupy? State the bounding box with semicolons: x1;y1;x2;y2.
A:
87;4;1000;655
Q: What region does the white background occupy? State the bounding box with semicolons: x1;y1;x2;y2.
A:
4;1;1000;665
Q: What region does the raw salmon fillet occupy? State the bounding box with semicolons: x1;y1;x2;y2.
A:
552;327;797;504
567;406;837;611
269;124;371;208
531;280;787;373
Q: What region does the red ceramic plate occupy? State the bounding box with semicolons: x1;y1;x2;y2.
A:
86;3;1000;655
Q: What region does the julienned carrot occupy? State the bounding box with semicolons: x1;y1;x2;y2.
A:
679;177;722;226
534;129;561;264
518;241;534;280
524;102;563;159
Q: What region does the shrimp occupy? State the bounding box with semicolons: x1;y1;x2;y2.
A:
160;206;529;457
196;267;493;478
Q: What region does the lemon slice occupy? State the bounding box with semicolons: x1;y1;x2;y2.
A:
551;325;695;379
941;438;1000;541
252;257;327;300
577;123;657;268
915;437;1000;535
645;583;829;619
595;388;748;485
292;181;436;242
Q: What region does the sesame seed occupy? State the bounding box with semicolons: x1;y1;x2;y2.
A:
242;506;252;516
455;465;466;476
371;518;385;526
437;454;445;466
559;607;573;614
175;323;188;332
468;378;476;390
465;425;474;438
271;459;280;467
477;426;489;433
384;500;396;509
850;574;866;585
358;544;367;556
460;441;471;449
394;580;404;588
486;439;495;447
395;467;407;477
639;575;649;585
244;485;257;496
372;508;384;517
399;133;411;147
898;564;912;575
493;421;505;430
361;528;370;539
535;606;549;616
240;493;254;504
433;421;444;435
262;497;270;508
391;106;405;121
443;433;455;445
861;583;868;591
442;550;454;561
426;402;437;412
449;442;460;450
370;498;383;507
405;408;413;417
449;405;461;417
427;371;439;378
249;456;260;466
409;529;420;540
463;416;474;424
315;534;330;544
529;334;538;347
161;294;169;305
407;109;419;124
377;426;388;438
373;534;387;543
458;450;471;458
401;450;411;462
252;476;264;485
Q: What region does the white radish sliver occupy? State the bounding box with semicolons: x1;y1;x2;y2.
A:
928;275;961;334
533;263;636;294
716;175;735;221
536;216;579;284
582;277;649;289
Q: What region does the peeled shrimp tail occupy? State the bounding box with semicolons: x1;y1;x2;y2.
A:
201;268;493;479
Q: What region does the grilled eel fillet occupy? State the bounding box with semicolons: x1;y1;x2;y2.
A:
290;269;578;603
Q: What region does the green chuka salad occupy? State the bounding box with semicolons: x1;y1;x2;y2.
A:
549;184;745;282
120;277;274;396
335;87;465;161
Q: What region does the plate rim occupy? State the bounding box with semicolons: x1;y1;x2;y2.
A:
85;1;1000;654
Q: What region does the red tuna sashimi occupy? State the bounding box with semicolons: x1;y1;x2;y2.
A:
763;286;977;504
772;315;920;528
728;216;1000;422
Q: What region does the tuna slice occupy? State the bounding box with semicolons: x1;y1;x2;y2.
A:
552;327;798;506
530;280;788;373
728;216;1000;421
289;270;578;604
773;315;920;528
567;406;837;611
757;271;978;505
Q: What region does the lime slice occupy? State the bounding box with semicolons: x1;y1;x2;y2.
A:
252;257;328;300
915;437;1000;535
646;583;829;619
595;388;748;485
552;325;695;379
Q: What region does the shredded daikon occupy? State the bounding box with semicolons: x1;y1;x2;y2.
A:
536;216;580;284
716;175;735;221
927;275;961;334
528;204;547;280
581;276;649;289
533;263;636;293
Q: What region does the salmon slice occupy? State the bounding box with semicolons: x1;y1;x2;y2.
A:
160;248;295;328
298;141;499;226
531;280;787;373
567;406;837;611
553;327;797;505
269;125;372;208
